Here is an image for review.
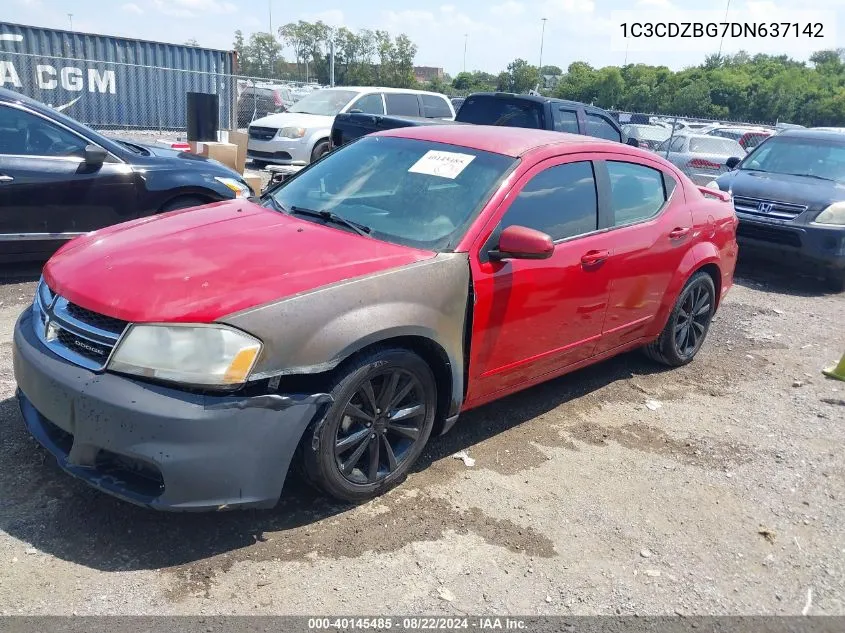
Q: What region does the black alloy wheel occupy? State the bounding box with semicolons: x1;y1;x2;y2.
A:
644;271;716;366
300;348;437;502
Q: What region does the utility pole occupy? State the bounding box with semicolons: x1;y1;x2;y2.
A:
537;18;547;92
463;34;468;74
330;39;335;87
717;0;732;58
268;0;272;33
67;14;74;31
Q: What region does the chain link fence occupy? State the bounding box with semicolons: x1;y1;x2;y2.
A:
1;50;322;144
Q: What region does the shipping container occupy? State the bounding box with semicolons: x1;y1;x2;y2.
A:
0;22;237;130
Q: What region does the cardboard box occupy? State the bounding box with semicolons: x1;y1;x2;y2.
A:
243;170;263;196
227;130;249;174
189;141;239;172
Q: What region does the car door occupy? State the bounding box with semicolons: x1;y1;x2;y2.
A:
465;156;616;407
592;159;693;352
0;102;136;251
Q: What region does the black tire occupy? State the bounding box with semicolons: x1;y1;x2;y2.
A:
644;271;716;367
824;269;845;293
310;140;330;163
300;348;437;502
159;195;209;213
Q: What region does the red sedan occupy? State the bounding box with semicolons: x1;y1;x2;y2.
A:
13;125;738;510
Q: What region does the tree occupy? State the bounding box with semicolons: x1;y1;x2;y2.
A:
246;32;283;78
539;65;563;76
497;58;539;93
184;38;199;47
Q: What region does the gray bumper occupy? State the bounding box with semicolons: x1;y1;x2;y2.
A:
12;309;330;511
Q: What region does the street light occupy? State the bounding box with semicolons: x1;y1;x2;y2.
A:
67;14;74;31
463;33;468;74
717;0;732;58
537;18;547;92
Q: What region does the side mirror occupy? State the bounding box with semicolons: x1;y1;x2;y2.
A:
489;225;554;261
84;144;107;167
726;156;741;169
626;137;640;147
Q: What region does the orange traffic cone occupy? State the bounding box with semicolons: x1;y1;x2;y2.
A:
823;352;845;381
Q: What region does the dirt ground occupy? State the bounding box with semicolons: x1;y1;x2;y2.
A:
0;258;842;616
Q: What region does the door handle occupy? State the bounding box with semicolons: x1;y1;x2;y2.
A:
669;227;690;240
0;174;13;183
581;249;609;267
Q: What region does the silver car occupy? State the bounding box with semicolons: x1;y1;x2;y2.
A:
656;133;746;186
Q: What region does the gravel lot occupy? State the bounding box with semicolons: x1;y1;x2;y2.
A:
0;258;842;616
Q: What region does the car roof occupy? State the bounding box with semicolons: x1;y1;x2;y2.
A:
327;86;450;97
375;124;619;158
779;128;845;142
465;92;611;115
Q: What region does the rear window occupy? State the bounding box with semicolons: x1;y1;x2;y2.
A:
458;96;545;129
422;94;453;118
385;93;422;117
690;137;744;154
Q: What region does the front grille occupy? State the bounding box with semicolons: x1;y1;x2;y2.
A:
248;149;292;160
32;278;128;371
734;196;808;221
737;222;802;248
248;126;277;141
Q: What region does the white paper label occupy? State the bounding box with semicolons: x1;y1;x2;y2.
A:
408;150;475;179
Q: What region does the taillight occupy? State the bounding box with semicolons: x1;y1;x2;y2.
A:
688;158;722;170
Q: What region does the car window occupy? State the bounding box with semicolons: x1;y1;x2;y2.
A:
458;96;545;129
669;136;686;152
690;137;744;154
554;109;579;133
606;161;667;226
0;105;88;158
385;93;422;117
421;94;453;118
351;93;385;115
499;161;598;241
585;114;621;142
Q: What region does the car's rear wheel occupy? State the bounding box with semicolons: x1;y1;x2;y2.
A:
300;348;437;502
159;195;210;212
644;271;716;367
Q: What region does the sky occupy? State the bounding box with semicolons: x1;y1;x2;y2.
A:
4;0;844;76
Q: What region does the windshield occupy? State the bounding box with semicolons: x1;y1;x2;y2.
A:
287;89;358;116
264;136;516;251
739;135;845;182
624;125;671;142
457;96;545;128
689;137;744;155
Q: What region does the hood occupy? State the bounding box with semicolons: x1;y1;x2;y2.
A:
718;169;845;211
251;111;336;130
107;137;243;177
43;201;435;324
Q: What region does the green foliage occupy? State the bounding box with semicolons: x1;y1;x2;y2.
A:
551;49;844;125
496;59;540;93
234;30;283;78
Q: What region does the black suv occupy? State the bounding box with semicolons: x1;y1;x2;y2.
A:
712;128;845;290
0;87;252;262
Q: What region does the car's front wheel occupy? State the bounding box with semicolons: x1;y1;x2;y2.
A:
824;269;845;293
300;348;437;502
644;271;716;366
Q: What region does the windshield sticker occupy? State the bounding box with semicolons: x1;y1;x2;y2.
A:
408;150;475;179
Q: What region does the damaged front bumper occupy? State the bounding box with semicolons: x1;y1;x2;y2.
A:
13;309;330;511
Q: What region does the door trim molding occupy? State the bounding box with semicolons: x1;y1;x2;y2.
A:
0;232;86;241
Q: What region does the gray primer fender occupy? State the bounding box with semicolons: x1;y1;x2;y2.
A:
220;253;470;417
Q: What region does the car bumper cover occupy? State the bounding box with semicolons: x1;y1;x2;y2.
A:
12;309;330;511
736;217;845;270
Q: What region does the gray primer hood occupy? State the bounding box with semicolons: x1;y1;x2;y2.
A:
220;253;470;415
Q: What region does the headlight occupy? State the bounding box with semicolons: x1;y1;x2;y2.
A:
215;176;251;198
705;180;720;190
108;324;262;387
813;202;845;227
278;127;306;139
